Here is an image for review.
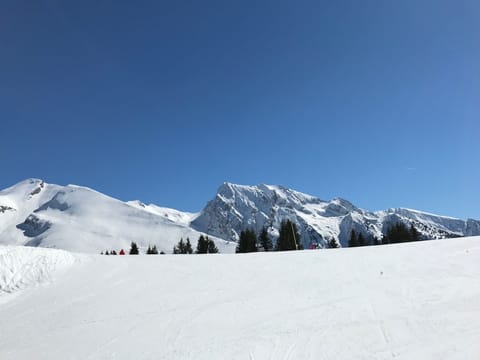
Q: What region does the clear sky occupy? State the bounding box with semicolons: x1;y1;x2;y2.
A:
1;1;479;219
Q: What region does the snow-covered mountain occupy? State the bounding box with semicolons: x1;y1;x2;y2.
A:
0;179;235;254
192;182;480;248
1;179;479;252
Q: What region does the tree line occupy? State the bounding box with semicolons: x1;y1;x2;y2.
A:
236;220;303;253
173;235;219;254
348;222;422;247
101;234;219;255
101;221;423;255
102;242;157;255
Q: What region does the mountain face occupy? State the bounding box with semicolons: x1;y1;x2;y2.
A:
1;179;479;253
191;183;480;248
0;179;235;254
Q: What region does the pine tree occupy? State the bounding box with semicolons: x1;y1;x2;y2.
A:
357;233;366;247
206;236;219;254
275;220;302;251
195;235;219;254
409;224;421;241
105;250;110;255
259;227;273;251
383;222;419;243
327;238;339;248
147;245;158;255
196;235;208;254
236;230;247;253
111;250;117;255
185;238;193;254
349;230;359;247
173;238;187;254
236;229;257;253
129;242;139;255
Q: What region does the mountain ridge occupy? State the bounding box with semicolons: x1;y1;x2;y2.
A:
191;181;480;247
0;179;234;254
1;178;479;252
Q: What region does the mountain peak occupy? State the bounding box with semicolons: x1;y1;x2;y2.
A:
1;179;479;252
192;182;480;246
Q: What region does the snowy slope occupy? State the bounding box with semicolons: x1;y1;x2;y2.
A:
192;182;480;247
0;237;479;359
0;179;235;254
0;179;62;245
1;179;479;252
126;200;197;225
0;246;76;298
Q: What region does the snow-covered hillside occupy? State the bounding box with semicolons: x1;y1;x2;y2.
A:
1;237;479;359
1;179;479;252
192;182;480;247
0;179;234;254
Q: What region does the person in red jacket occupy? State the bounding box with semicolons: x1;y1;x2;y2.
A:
119;249;125;255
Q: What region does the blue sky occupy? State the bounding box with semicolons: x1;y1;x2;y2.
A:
1;1;479;218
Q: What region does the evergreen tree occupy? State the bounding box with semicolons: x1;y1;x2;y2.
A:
383;222;420;243
147;245;158;255
174;238;186;254
349;230;359;247
236;230;247;253
409;224;421;241
195;235;219;254
196;235;208;254
147;245;158;254
275;220;302;251
111;250;117;255
357;233;367;247
381;233;389;244
185;238;193;254
236;228;257;253
206;236;219;253
129;242;139;255
327;238;339;248
105;250;110;255
259;227;273;251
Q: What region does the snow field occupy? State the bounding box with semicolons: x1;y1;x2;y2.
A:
0;246;77;300
0;237;479;359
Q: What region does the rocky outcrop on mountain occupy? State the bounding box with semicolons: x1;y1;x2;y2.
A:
192;182;480;247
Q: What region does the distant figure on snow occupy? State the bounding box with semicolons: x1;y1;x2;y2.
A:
119;249;125;255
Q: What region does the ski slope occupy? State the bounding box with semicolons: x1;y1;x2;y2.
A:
1;237;479;359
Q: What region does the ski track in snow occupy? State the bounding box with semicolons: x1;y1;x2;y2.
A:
0;237;480;359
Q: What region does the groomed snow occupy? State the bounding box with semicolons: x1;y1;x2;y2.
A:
1;238;479;359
